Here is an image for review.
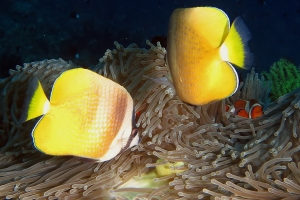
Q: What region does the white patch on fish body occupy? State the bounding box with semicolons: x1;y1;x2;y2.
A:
98;123;136;162
43;101;50;115
220;44;229;61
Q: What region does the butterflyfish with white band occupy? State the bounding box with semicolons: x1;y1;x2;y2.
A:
20;68;139;162
166;7;253;105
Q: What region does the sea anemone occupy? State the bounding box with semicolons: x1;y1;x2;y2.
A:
0;41;299;199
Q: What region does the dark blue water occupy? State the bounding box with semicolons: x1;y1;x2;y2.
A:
0;0;299;79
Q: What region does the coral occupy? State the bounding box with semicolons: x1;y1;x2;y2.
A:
0;41;299;199
261;58;300;101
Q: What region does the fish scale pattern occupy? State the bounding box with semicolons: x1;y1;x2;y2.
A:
67;80;128;158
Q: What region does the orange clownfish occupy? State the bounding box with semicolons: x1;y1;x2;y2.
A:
20;68;139;162
227;99;263;119
166;7;253;105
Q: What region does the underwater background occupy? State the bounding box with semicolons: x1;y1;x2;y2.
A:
0;0;300;78
2;1;300;199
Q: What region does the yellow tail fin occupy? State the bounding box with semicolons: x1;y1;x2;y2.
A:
220;17;253;69
20;77;50;122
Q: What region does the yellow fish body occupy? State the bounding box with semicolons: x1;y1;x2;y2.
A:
21;68;139;162
167;7;253;105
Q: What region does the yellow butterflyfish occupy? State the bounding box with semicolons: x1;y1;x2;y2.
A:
20;68;139;162
166;7;253;105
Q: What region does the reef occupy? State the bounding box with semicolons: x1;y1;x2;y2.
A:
0;41;300;199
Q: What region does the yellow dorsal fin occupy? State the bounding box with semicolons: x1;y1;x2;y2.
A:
171;7;230;49
20;77;50;122
50;68;95;104
220;17;253;69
